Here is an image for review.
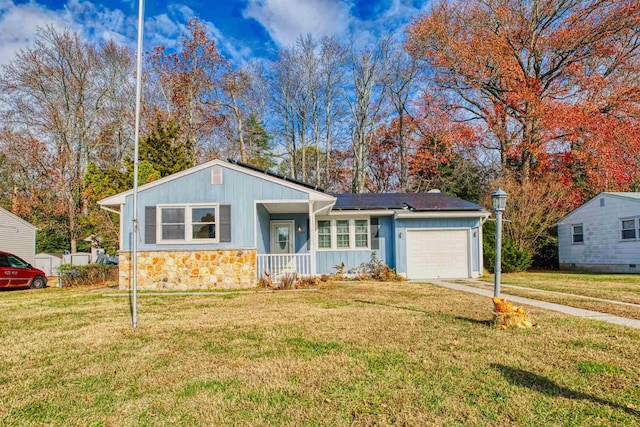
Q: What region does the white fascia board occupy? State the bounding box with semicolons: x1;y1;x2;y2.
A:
326;209;396;217
554;192;640;225
0;207;37;229
98;159;335;206
395;211;490;219
602;192;640;201
101;205;122;215
556;193;601;225
553;191;640;227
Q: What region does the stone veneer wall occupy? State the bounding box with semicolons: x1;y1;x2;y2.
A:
118;250;257;290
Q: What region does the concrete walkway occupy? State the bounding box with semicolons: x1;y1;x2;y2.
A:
427;279;640;330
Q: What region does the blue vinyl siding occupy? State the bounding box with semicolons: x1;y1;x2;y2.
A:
381;216;395;269
394;217;482;275
256;204;270;254
121;165;309;251
315;215;393;274
317;251;374;275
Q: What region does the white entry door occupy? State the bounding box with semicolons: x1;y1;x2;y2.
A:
271;221;295;254
270;221;295;274
406;229;470;279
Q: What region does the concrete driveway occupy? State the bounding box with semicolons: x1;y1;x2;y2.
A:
427;279;640;329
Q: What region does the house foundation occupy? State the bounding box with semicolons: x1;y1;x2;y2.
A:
118;250;257;290
559;263;639;274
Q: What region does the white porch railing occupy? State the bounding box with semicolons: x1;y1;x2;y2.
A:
257;254;311;279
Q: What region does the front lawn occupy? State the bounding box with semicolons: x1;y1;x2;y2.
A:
1;281;639;426
477;271;640;319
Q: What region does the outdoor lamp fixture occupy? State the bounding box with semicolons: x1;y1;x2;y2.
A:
491;188;508;298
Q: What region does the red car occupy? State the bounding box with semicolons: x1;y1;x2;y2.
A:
0;251;47;289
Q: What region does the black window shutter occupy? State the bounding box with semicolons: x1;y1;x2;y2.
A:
220;205;231;242
306;218;310;250
145;206;156;244
370;217;379;249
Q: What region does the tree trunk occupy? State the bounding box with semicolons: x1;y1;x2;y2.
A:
398;110;407;192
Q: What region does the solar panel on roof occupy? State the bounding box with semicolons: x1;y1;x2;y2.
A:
332;193;484;211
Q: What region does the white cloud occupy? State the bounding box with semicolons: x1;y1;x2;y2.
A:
243;0;352;47
0;0;79;65
202;20;253;66
145;13;181;49
0;0;256;67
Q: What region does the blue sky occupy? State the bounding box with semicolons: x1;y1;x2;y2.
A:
0;0;429;65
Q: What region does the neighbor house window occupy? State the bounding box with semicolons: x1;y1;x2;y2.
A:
158;204;218;243
316;218;370;250
571;224;584;244
621;218;638;241
317;220;331;248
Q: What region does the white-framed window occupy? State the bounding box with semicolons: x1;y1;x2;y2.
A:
317;220;331;248
571;224;584;244
158;204;219;243
354;219;368;248
620;217;639;241
336;219;350;248
316;218;369;250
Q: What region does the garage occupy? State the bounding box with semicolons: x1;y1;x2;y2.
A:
406;229;470;279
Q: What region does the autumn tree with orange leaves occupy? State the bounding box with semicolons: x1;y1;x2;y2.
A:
406;0;640;194
0;26;134;253
146;18;226;161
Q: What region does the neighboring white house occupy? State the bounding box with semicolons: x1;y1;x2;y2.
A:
557;192;640;273
0;206;37;265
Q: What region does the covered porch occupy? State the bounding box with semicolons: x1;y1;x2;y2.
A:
255;199;332;280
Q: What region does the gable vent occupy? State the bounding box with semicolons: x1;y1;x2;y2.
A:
211;168;223;185
600;198;605;207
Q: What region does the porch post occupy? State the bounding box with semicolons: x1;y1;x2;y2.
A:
309;201;316;275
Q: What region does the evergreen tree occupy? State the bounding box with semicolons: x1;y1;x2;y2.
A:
244;114;274;170
138;118;194;177
483;220;532;273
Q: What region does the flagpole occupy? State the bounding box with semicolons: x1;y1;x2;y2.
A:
132;0;145;328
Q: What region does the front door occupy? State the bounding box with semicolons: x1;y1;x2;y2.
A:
270;221;295;254
270;221;296;276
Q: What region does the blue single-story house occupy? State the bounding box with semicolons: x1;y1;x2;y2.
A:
98;159;489;290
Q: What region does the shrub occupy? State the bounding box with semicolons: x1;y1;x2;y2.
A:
257;272;273;289
279;273;297;290
532;231;559;269
333;262;346;278
58;263;118;287
349;252;405;282
483;221;532;273
259;272;334;290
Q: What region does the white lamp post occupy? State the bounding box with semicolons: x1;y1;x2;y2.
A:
491;188;508;297
131;0;145;328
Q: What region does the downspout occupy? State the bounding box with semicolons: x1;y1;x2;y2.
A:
478;212;490;277
308;201;316;275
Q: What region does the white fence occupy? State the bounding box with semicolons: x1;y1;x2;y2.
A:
256;254;311;279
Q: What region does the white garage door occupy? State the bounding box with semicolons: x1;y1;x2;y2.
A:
406;229;469;279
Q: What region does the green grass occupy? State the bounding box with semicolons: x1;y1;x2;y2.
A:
1;281;639;426
474;271;640;319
